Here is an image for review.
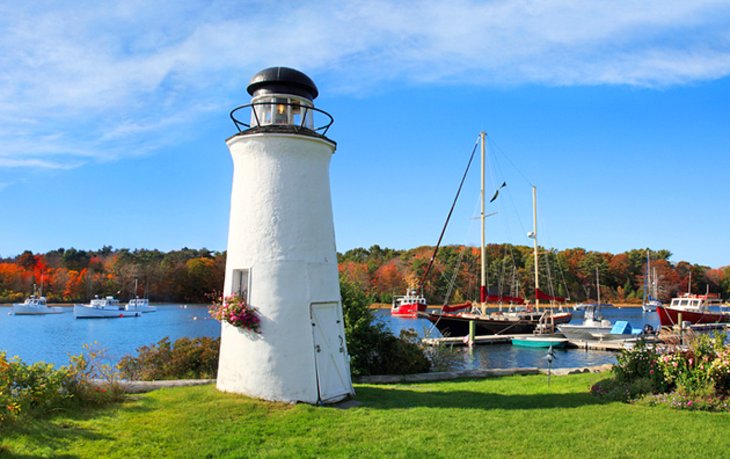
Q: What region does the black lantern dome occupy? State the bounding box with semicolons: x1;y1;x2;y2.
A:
247;67;319;101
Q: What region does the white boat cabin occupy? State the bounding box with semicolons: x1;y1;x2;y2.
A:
669;294;723;311
89;296;122;309
23;296;47;306
393;290;427;308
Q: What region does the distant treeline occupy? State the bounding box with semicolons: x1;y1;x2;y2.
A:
0;246;225;304
1;245;728;305
338;244;730;304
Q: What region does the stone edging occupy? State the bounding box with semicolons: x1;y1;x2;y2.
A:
95;364;613;393
92;378;215;394
354;364;613;384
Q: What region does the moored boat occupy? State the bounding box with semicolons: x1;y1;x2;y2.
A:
511;335;569;348
12;295;63;315
656;293;730;327
557;304;613;341
642;251;662;313
420;134;571;337
391;290;427;317
125;297;157;313
422;309;572;336
74;296;142;319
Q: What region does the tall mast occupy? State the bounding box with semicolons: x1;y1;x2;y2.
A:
532;186;540;311
688;271;692;294
596;267;601;306
643;250;649;305
480;131;487;315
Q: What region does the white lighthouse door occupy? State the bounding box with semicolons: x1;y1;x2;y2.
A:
310;302;351;403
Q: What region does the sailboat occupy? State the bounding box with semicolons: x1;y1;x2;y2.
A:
641;251;662;313
420;132;571;336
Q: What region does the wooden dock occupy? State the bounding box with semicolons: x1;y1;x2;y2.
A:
422;334;663;351
423;333;539;347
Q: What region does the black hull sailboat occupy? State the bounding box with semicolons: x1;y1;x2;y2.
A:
420;310;572;336
420;134;572;337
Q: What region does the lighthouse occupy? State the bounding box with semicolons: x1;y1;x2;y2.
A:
217;67;354;404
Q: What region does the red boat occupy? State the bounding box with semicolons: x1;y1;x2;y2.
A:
391;290;428;318
656;293;730;327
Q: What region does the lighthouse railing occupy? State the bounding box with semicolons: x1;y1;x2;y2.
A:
230;102;334;136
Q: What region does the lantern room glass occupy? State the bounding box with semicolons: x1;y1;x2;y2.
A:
251;96;314;129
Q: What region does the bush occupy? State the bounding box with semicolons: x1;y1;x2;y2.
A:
66;343;126;405
592;333;730;411
613;340;668;394
1;352;72;424
341;280;430;376
117;336;220;381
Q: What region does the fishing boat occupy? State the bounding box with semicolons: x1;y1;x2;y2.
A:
642;251;662;313
74;296;142;319
12;295;63;315
125;280;156;313
125;297;156;313
656;292;730;327
391;290;427;317
421;133;571;336
511;335;569;348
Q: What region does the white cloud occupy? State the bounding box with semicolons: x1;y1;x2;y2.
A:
0;0;729;173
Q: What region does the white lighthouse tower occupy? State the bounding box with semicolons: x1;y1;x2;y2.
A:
217;67;354;404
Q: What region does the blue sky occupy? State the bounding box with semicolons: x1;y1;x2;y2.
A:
1;0;729;267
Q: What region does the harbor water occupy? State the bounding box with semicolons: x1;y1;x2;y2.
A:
0;304;661;371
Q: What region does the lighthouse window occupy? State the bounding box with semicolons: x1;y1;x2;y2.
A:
232;269;250;302
273;98;289;124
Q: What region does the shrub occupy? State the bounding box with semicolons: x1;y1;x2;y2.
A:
592;333;730;411
0;352;72;424
66;343;126;405
613;340;668;394
341;280;430;376
117;336;220;381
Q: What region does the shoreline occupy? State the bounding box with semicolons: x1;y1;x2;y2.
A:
369;302;646;309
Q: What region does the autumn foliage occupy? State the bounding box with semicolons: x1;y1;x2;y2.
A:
338;244;730;305
1;244;728;305
0;247;224;304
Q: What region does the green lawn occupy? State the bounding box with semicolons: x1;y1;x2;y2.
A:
1;372;728;458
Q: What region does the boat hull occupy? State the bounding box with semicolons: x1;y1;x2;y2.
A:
74;304;142;319
125;305;157;313
391;303;427;318
511;336;568;348
656;305;730;327
420;311;572;337
556;325;614;341
12;304;63;315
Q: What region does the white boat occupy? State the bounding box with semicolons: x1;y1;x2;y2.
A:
557;304;614;340
12;295;63;315
558;269;625;340
642;251;662;313
74;296;142;319
125;297;157;313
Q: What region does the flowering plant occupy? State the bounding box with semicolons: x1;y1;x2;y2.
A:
210;294;261;333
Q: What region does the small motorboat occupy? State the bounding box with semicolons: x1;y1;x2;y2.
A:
511;335;569;348
74;296;142;319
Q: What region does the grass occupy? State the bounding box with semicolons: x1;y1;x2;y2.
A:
1;372;728;458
